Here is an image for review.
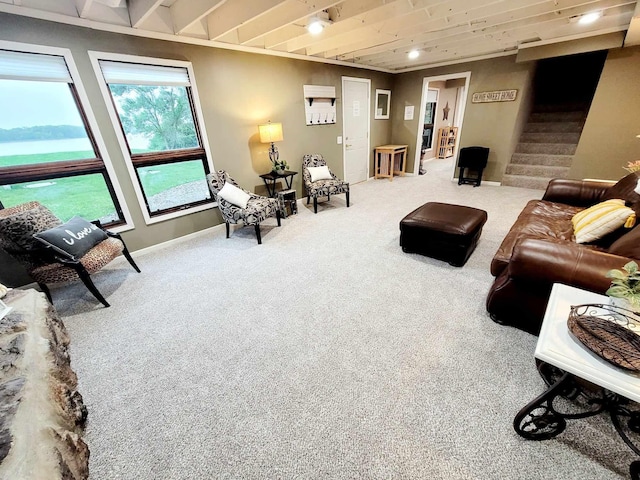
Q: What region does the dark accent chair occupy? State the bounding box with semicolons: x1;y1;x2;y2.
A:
0;201;140;307
457;146;489;187
302;154;350;214
206;170;281;244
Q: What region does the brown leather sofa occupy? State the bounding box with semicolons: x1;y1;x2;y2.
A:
486;172;640;335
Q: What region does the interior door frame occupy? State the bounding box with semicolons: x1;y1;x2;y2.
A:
422;87;440;155
413;71;471;179
341;76;371;183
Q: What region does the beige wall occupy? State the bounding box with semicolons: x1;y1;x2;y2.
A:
570;45;640;180
0;14;392;286
391;55;535;179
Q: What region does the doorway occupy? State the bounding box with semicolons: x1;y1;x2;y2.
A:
413;72;471;178
342;76;370;184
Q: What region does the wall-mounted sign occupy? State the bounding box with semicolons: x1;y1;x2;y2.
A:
472;89;517;103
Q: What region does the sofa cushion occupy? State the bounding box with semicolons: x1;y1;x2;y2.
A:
571;199;636;244
490;199;583;276
609;226;640;260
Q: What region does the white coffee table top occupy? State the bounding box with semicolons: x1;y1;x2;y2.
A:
537;283;640;403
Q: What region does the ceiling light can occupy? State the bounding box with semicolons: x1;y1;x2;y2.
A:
408;50;420;60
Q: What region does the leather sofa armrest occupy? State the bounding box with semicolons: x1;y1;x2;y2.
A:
508;238;632;293
542;178;612;207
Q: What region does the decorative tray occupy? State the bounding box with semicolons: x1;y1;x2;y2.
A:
568;303;640;372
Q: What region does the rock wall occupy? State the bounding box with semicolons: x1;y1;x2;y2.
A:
0;289;88;480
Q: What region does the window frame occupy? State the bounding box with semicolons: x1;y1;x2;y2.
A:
0;40;133;232
89;51;215;225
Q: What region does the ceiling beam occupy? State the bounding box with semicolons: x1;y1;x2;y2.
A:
285;0;421;53
326;0;632;59
369;12;631;69
128;0;163;28
304;0;529;57
74;0;93;18
207;0;287;40
237;0;342;45
170;0;227;34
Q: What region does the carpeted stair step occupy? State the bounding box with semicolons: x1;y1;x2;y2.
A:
529;111;586;123
505;164;569;178
519;132;581;144
524;121;583;133
510;153;573;167
501;174;553;190
532;102;590;113
516;142;577;155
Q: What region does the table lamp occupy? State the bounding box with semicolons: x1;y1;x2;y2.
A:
259;121;283;164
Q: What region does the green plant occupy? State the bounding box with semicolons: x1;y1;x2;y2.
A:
606;261;640;307
272;159;289;172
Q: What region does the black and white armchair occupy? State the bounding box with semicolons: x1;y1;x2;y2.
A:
302;154;350;214
206;170;281;244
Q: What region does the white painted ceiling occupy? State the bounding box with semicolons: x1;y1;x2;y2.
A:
0;0;639;72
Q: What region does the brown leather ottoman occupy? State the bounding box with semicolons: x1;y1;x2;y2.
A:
400;202;488;266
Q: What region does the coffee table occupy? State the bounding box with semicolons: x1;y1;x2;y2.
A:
513;283;640;478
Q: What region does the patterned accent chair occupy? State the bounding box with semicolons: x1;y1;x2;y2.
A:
206;170;281;244
0;201;140;307
302;154;350;214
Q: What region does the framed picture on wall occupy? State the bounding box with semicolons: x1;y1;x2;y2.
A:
375;89;391;119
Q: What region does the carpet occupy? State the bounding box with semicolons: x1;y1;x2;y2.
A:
53;158;634;479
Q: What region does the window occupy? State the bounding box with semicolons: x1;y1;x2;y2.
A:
91;53;214;223
0;44;129;227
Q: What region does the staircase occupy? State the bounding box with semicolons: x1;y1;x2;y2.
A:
501;106;587;190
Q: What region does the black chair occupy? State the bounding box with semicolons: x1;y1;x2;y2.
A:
457;146;489;187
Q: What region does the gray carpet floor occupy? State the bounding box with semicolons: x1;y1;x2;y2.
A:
52;158;635;479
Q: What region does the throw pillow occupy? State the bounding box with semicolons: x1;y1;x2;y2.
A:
33;216;108;261
307;165;333;182
218;182;250;209
572;199;636;244
0;202;62;251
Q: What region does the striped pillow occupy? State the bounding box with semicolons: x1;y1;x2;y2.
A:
572;199;636;244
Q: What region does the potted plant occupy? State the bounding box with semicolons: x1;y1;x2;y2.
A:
606;261;640;311
272;159;289;175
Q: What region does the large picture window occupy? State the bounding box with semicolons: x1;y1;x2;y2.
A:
0;46;128;226
92;55;213;223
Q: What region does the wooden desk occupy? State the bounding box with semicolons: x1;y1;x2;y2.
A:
374;145;408;181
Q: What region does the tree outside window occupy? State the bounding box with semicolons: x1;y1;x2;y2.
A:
96;57;213;220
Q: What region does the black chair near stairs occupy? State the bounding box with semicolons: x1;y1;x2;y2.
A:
457;146;490;187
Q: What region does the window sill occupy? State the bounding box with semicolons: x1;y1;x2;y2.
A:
143;202;216;225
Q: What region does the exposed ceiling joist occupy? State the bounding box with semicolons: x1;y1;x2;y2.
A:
170;0;227;34
0;0;636;72
128;0;163;27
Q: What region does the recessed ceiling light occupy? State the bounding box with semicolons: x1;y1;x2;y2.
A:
408;49;420;60
307;19;324;35
578;12;602;25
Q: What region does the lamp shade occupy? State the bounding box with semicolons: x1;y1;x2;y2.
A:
259;122;283;143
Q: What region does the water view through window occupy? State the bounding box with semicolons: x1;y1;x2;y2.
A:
0;77;122;223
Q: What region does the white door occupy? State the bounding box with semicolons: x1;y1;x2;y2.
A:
342;77;370;184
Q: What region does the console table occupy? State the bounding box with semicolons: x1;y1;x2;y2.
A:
514;283;640;478
374;145;408;181
259;170;297;198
